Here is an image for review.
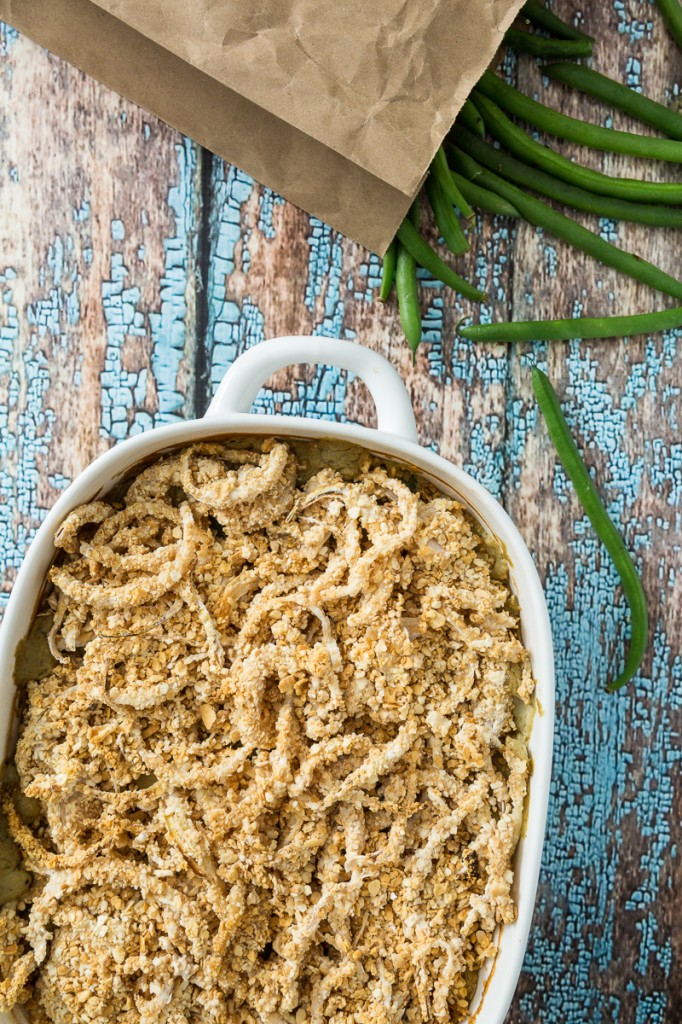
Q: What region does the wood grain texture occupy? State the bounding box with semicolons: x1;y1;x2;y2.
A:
507;7;682;1021
0;2;680;1022
0;22;201;598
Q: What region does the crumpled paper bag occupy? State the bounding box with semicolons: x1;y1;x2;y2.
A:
0;0;525;251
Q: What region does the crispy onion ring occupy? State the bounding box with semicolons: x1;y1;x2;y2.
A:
3;796;123;874
54;502;114;554
181;441;296;529
50;502;198;609
81;500;187;574
180;442;289;508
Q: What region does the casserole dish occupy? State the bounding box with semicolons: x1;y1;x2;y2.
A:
0;337;554;1024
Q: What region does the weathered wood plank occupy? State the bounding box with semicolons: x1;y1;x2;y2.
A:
505;4;681;1022
0;25;201;602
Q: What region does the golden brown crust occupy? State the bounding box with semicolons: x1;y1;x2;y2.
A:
1;440;533;1024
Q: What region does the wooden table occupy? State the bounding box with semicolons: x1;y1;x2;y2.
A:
0;2;679;1020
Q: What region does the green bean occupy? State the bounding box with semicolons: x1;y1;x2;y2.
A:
432;146;474;218
532;366;648;692
396;203;422;359
426;173;470;255
451;125;682;227
450;170;521;218
449;146;493;181
396;219;487;302
521;0;594;43
396;243;421;360
380;240;397;301
458;97;485;138
504;27;593;57
471;91;682;205
448;145;682;301
545;63;682;142
655;0;682;52
476;72;682;162
460;306;682;342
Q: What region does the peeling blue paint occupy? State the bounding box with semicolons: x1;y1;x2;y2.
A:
0;20;18;53
625;55;643;91
100;254;146;440
305;218;345;336
258;187;285;239
252;364;350;422
615;0;654;42
0;267;59;603
100;139;197;438
205;162;259;391
148;138;197;424
72;200;90;223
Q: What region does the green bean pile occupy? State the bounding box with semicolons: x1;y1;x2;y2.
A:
379;0;682;348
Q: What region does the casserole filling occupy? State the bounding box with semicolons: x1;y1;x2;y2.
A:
0;439;534;1024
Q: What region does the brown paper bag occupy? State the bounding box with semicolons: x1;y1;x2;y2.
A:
0;0;524;251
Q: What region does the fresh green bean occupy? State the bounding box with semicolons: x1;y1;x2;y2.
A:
521;0;594;43
396;204;422;359
450;170;521;218
379;240;397;301
396;219;487;302
451;125;682;227
472;91;682;205
655;0;682;52
447;147;484;181
432;146;474;218
396;244;421;359
476;71;682;161
448;145;682;300
460;305;682;342
426;173;470;255
504;27;593;57
545;63;682;142
532;366;648;692
458;97;486;138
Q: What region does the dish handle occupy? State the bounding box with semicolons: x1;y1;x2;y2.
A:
204;337;419;442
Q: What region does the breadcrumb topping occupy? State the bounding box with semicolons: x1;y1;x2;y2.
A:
0;439;533;1024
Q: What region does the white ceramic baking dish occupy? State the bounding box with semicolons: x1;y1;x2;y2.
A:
0;337;554;1024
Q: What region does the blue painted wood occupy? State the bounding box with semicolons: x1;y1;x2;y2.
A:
0;23;201;600
0;2;680;1022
